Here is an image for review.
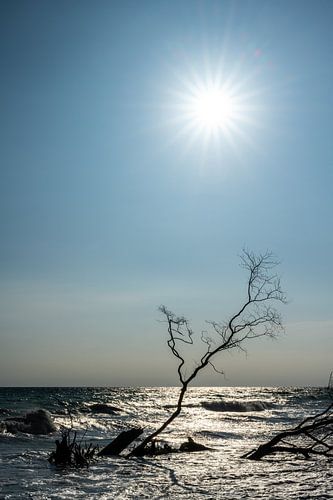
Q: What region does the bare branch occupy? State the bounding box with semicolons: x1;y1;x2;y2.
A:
208;360;225;376
243;403;333;460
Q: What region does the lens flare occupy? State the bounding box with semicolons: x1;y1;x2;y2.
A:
191;88;237;131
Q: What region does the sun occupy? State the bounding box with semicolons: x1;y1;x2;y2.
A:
164;74;256;155
171;78;248;152
191;87;237;131
162;54;265;158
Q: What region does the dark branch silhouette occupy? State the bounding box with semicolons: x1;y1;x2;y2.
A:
130;249;286;456
48;428;99;467
49;398;99;467
242;402;333;460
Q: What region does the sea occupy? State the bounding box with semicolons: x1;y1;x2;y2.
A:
0;386;332;499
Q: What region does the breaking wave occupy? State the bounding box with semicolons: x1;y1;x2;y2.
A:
202;400;271;412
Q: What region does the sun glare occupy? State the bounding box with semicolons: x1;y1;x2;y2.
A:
164;57;264;158
192;87;237;131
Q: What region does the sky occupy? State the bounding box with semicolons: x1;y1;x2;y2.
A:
0;0;332;387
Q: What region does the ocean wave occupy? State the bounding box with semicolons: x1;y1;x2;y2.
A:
163;403;199;409
202;400;271;412
276;387;332;402
0;409;57;435
198;430;242;440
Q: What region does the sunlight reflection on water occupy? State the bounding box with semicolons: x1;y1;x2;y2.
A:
0;387;332;499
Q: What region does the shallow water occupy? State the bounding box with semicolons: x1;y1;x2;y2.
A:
0;387;332;499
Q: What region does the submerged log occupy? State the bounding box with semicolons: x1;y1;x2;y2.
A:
130;436;213;457
134;439;177;456
98;427;143;456
49;433;72;466
179;436;212;452
88;404;121;414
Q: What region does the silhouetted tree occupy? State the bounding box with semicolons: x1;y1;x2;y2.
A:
130;249;287;456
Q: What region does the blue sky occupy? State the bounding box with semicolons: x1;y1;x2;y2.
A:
1;0;332;386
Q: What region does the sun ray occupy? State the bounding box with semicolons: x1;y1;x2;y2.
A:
153;44;281;169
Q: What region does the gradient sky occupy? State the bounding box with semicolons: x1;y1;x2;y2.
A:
1;0;332;387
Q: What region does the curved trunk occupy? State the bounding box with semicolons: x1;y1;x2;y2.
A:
129;383;188;456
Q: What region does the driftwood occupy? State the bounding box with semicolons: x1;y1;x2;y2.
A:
129;436;212;457
242;402;333;460
48;428;98;467
98;427;143;456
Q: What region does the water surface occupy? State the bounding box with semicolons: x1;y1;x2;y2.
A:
0;386;332;499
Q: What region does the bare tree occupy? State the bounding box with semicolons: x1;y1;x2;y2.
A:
130;249;287;456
